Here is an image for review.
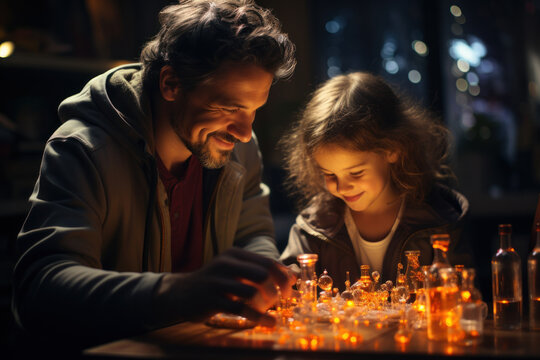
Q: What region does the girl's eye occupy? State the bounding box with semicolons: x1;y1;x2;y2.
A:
351;171;364;177
323;173;336;179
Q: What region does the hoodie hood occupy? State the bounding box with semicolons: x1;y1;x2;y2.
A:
58;63;155;160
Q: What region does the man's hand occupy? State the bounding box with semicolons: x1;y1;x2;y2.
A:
154;248;296;327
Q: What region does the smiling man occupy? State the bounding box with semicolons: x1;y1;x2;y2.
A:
12;0;296;349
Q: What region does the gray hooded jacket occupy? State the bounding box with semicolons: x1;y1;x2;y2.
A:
12;64;279;344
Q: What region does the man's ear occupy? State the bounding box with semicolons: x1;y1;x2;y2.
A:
386;150;399;164
159;66;181;101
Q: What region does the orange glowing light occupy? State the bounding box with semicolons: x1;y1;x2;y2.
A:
363;320;370;326
310;338;318;350
333;317;341;324
432;241;449;252
376;322;383;329
462;291;471;301
469;330;480;337
341;332;350;341
350;336;358;343
418;304;425;312
394;334;411;344
299;338;309;350
347;300;355;307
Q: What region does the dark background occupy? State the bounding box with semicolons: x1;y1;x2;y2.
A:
1;0;539;351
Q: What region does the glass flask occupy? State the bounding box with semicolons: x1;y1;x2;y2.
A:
458;268;488;345
491;224;522;330
404;250;421;303
358;265;374;292
426;234;459;341
318;269;333;292
341;271;354;302
528;222;540;331
297;254;319;307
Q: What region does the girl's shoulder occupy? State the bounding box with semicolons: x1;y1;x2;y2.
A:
403;183;469;227
296;193;345;238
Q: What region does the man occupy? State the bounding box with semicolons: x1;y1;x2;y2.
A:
12;0;296;347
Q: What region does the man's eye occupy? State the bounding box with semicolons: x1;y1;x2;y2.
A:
222;108;239;113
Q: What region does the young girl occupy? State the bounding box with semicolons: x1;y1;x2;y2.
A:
279;72;472;290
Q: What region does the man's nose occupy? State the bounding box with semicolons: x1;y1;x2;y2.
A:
227;112;255;143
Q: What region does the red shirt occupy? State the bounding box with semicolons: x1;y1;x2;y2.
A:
156;155;204;272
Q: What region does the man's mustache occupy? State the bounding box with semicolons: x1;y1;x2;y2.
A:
210;132;240;144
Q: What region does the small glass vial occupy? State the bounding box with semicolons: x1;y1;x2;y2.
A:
359;264;374;292
528;222;540;331
297;254;319;307
491;224;522;330
404;250;421;303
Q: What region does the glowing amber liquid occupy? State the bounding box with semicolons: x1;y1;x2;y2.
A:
529;297;540;331
426;286;459;341
493;299;522;330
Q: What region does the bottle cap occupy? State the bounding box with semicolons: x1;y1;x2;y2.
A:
498;224;512;235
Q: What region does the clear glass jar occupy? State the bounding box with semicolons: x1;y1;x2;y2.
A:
297;254;318;307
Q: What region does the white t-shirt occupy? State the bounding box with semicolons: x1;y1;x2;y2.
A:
344;199;404;274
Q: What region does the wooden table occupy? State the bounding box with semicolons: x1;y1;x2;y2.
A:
82;319;540;360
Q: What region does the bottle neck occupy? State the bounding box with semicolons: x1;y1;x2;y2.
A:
433;248;449;265
535;226;540;250
499;232;512;250
462;275;474;290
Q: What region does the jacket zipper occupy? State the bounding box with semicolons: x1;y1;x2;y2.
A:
203;170;225;258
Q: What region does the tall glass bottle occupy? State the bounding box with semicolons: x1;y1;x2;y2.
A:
426;234;459;341
528;222;540;331
491;224;522;330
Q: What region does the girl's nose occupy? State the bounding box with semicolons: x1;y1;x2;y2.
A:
336;179;354;194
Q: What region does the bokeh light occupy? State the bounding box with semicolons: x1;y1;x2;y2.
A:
412;40;428;56
450;5;462;17
0;41;15;58
408;70;422;83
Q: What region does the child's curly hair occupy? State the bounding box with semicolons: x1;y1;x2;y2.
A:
281;72;454;209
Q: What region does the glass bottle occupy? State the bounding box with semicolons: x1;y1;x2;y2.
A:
297;254;318;307
358;265;374;292
404;250;421;303
528;222;540;331
491;224;522;330
460;268;483;303
426;233;458;341
459;268;488;344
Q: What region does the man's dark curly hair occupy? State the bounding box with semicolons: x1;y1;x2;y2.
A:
140;0;296;92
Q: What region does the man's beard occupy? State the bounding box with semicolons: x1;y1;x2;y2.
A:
182;131;238;169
